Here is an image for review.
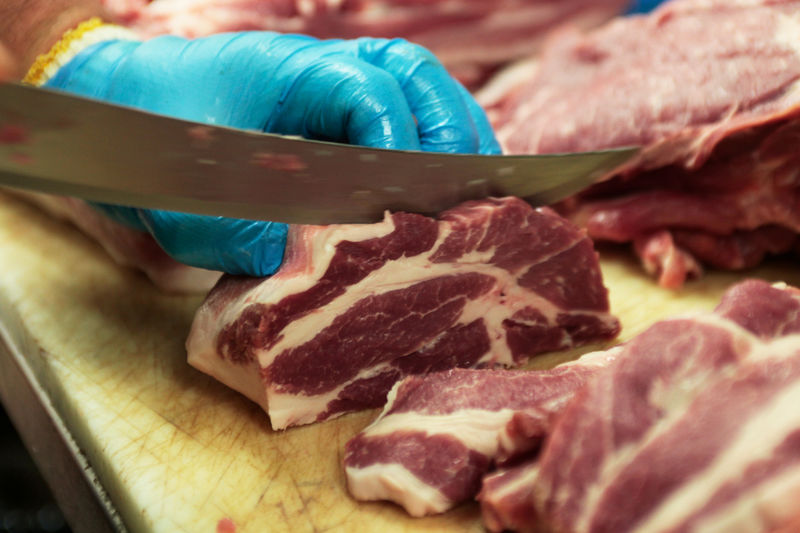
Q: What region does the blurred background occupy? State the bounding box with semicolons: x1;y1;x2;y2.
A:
0;407;69;533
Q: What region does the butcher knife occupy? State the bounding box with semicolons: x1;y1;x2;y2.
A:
0;83;637;224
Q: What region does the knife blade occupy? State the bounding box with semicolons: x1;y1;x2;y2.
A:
0;83;637;224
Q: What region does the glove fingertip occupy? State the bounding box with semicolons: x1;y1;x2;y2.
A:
455;83;502;155
211;221;289;277
137;211;289;277
246;221;289;277
480;134;503;155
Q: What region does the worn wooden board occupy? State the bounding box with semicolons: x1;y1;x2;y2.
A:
1;191;799;533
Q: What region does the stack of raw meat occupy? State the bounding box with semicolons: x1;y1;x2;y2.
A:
345;279;800;532
481;0;800;287
101;0;630;88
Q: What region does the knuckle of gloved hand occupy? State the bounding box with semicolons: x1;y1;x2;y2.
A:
324;57;399;97
384;38;440;66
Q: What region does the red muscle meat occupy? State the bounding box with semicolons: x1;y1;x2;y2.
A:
480;0;800;287
101;0;629;88
185;198;620;430
480;279;800;532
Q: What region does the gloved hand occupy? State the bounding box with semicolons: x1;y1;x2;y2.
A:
46;32;501;276
626;0;670;14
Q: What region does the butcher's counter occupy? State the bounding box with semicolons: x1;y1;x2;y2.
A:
1;190;799;533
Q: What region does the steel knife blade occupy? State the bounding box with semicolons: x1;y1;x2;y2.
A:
0;83;637;224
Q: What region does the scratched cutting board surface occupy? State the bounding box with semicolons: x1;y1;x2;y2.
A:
1;191;800;533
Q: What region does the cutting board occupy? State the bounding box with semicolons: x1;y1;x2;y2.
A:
1;191;799;533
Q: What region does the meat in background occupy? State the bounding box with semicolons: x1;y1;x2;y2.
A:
101;0;631;89
343;279;800;533
480;0;800;287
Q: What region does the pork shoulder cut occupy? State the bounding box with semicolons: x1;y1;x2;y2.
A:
185;197;620;429
343;348;620;516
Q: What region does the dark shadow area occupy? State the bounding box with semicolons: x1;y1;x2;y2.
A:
0;407;71;533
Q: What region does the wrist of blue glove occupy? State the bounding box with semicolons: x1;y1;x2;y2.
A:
626;0;669;14
46;31;500;277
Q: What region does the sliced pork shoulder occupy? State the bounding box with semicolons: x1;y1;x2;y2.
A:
186;197;620;429
343;349;619;517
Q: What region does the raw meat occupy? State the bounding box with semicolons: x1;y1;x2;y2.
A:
185;197;620;430
102;0;150;23
480;0;800;287
343;349;620;517
101;0;630;88
9;192;221;293
480;279;800;533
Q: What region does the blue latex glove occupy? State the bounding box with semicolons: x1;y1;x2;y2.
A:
626;0;670;14
46;33;501;276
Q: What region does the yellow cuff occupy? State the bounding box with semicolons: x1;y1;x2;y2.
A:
23;17;138;87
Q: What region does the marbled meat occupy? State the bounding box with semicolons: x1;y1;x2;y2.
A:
343;349;620;516
480;279;800;532
185;197;620;429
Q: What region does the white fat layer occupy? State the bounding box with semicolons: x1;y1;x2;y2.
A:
267;360;398;430
364;353;626;452
576;314;759;531
775;10;800;56
360;409;519;457
476;57;540;107
689;465;800;533
484;462;540;503
209;216;398;345
646;316;758;413
573;345;625;368
631;370;800;533
186;353;269;414
266;388;340;431
345;464;451;517
359;347;621;447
